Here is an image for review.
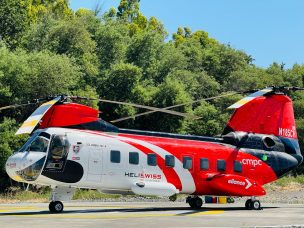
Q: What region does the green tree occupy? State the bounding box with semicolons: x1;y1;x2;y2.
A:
0;46;82;103
146;43;187;84
126;31;164;78
27;0;72;22
0;118;26;190
23;18;99;84
117;0;141;22
136;77;192;132
97;63;142;124
177;38;204;73
183;101;225;136
0;0;29;48
166;70;220;100
95;21;130;70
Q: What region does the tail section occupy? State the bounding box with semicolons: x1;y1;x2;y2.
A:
224;90;302;168
224;94;297;139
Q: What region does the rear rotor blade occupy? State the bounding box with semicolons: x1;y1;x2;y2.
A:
227;87;273;109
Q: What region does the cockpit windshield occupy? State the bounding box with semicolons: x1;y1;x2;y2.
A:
18;132;51;153
28;136;49;152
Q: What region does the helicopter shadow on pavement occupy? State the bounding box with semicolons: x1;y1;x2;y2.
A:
0;205;279;216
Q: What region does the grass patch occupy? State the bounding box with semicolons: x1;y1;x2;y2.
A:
269;175;304;187
72;189;121;200
0;187;123;202
0;186;50;202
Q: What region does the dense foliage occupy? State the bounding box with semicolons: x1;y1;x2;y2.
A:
0;0;303;190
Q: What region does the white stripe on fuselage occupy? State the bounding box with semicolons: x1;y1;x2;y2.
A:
113;135;196;194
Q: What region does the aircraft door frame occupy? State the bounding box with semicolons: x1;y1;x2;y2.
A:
44;134;69;172
87;147;103;182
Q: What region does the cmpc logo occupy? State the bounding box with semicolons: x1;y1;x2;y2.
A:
241;159;262;167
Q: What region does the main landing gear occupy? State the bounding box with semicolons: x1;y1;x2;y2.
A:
186;196;203;209
245;198;261;210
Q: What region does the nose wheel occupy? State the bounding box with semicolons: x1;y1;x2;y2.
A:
49;201;64;213
245;199;261;210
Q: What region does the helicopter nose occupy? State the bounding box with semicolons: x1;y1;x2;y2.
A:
5;154;23;182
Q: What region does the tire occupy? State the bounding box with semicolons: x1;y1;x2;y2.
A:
49;202;55;212
49;201;64;213
193;197;203;209
251;200;261;210
245;199;252;210
189;198;195;208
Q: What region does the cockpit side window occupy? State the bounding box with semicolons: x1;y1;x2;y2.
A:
49;135;68;160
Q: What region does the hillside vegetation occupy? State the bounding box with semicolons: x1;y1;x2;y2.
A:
0;0;304;192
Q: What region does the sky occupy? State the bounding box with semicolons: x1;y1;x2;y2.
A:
70;0;304;69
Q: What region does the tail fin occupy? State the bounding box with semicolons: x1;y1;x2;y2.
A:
224;94;297;140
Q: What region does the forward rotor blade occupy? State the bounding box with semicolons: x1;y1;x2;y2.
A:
16;96;61;135
0;103;37;111
98;98;200;119
111;92;238;123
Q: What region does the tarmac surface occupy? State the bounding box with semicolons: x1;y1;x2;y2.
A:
0;201;304;227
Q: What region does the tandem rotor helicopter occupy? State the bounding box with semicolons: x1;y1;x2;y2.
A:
2;86;304;213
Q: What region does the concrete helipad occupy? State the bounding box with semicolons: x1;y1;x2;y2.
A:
0;201;304;227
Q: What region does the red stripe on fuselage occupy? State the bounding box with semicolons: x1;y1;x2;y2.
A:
118;133;278;194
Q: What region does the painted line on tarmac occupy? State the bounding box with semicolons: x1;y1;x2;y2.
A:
187;210;224;216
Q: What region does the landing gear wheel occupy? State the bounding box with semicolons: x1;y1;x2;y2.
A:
251;200;261;210
188;197;203;209
245;199;252;210
49;201;64;213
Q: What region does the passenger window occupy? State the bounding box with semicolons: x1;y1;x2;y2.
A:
217;159;226;171
200;158;209;170
234;161;242;173
129;152;139;165
165;155;175;167
183;156;192;169
110;150;120;163
147;153;157;166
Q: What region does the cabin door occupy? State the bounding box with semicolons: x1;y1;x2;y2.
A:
87;148;103;182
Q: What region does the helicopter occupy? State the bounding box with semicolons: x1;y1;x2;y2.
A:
3;86;303;213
